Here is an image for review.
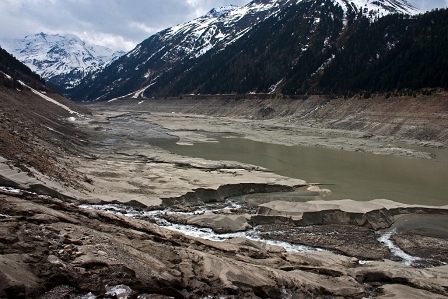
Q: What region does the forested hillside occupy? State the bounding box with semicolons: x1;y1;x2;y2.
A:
154;0;346;95
0;47;47;91
316;8;448;95
157;8;448;96
67;2;447;101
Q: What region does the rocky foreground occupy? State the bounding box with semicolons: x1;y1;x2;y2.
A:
2;189;448;299
1;90;448;298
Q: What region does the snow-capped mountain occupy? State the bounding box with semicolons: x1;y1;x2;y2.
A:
68;0;304;101
69;0;422;101
0;33;125;89
127;0;419;65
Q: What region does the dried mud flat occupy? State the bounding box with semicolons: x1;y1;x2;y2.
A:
1;94;448;298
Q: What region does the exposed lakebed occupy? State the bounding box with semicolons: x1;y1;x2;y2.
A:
78;198;448;267
80;112;448;268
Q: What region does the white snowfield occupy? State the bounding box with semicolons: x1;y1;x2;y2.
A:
0;33;125;82
107;83;155;102
334;0;421;15
0;71;12;81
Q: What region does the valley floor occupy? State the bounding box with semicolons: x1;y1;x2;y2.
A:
1;94;448;298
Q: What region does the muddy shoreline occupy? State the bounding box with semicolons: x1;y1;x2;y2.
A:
91;94;448;152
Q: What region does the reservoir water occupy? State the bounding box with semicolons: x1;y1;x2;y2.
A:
149;136;448;206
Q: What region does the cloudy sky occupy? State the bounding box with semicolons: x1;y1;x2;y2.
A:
1;0;447;51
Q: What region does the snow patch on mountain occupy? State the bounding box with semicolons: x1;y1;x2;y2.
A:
334;0;421;19
158;1;286;60
0;33;125;87
206;5;240;18
18;80;82;116
137;0;421;66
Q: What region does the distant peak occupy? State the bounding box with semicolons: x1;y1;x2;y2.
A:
0;32;126;83
64;34;84;43
24;32;47;40
206;5;239;18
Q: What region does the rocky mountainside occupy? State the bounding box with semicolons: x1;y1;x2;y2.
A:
0;46;91;190
0;33;125;91
67;0;424;102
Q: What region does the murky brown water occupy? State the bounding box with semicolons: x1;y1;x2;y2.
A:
150;136;448;206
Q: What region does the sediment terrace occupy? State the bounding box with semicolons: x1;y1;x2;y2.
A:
100;93;448;149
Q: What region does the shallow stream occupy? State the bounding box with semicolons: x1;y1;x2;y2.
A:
79;202;320;253
79;201;443;267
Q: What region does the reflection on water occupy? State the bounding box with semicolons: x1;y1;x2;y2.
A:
149;136;448;206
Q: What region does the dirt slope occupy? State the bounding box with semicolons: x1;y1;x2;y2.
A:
0;87;91;190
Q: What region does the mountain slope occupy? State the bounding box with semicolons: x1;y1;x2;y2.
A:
68;0;295;101
316;8;448;94
155;0;349;95
0;33;125;90
0;46;45;91
69;0;424;102
0;46;91;189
